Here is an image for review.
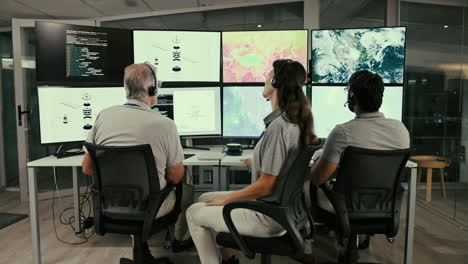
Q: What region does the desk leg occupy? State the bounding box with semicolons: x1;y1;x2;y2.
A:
404;168;417;264
212;166;220;192
72;167;81;234
28;167;41;264
219;167;228;191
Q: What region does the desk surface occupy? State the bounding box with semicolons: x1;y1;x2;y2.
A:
220;150;253;167
26;148;418;169
26;148;222;167
219;150;418;168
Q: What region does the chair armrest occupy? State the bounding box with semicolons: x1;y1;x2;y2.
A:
318;181;351;242
222;200;304;259
390;183;405;239
142;183;181;241
302;195;315;240
173;181;183;214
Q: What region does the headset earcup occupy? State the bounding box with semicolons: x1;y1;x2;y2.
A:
271;78;277;88
148;86;156;97
347;91;355;112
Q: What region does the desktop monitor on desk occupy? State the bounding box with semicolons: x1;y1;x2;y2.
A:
153;87;222;136
311;85;403;138
38;86;127;144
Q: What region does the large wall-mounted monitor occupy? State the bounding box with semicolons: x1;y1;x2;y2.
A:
38;86;127;144
133;30;221;83
222;30;308;83
153;87;222;136
223;86;272;138
311;86;403;138
312;27;406;84
222;86;308;138
35;22;133;86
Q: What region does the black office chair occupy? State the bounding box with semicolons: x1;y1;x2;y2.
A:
84;143;183;264
312;146;413;264
216;145;319;264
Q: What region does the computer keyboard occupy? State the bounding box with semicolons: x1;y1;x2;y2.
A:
184;154;195;159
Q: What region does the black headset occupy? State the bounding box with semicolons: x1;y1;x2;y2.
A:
144;62;158;97
346;87;355;112
271;59;293;88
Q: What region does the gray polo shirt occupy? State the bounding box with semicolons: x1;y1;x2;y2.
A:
321;112;410;163
85;99;184;189
251;109;301;183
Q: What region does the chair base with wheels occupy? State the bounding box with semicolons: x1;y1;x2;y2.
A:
100;204;180;264
216;232;301;264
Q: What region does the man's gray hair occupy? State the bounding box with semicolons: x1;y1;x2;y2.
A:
124;64;156;101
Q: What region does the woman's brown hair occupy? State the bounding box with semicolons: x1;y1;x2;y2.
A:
272;59;317;147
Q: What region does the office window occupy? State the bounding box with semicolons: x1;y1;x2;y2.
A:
319;0;385;29
401;0;466;227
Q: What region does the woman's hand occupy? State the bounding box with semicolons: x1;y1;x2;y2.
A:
206;194;232;206
240;158;253;169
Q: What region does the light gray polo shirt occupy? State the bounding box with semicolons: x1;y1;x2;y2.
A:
251;109;301;183
85;99;184;189
321;112;410;163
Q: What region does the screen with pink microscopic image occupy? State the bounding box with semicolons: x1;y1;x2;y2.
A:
222;30;308;83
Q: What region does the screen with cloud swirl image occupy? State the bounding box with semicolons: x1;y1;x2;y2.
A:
312;27;406;84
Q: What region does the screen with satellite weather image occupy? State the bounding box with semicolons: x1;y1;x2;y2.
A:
312;27;406;84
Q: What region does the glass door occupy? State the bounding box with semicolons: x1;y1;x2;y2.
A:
0;30;15;191
12;19;96;201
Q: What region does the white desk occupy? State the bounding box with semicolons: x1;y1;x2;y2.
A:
27;150;418;264
219;150;252;167
26;149;222;264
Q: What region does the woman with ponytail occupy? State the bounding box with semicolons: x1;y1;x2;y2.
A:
186;60;318;264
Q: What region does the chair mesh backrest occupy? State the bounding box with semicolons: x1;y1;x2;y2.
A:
259;146;317;225
84;143;159;218
334;146;412;219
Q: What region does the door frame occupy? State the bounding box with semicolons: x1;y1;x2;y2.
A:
0;54;5;188
12;19;97;202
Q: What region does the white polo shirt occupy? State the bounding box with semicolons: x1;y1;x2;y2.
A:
317;112;410;214
86;99;184;189
321;112;410;163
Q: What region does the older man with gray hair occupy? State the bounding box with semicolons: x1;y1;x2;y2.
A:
82;62;186;263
